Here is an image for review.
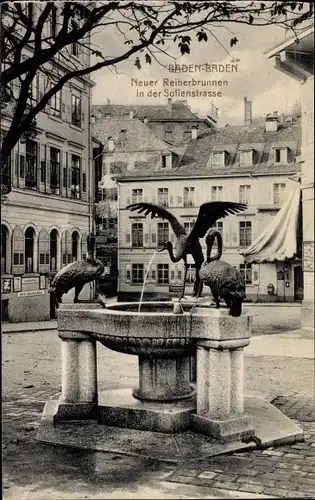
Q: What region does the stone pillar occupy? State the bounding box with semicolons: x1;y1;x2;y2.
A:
301;76;314;330
134;355;194;402
191;308;254;442
57;330;98;420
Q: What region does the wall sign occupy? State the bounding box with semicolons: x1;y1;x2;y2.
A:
22;276;39;291
2;278;11;293
277;271;284;280
39;275;46;290
18;290;44;297
13;276;22;292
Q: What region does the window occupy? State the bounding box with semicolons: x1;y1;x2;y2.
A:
1;225;8;274
165;130;173;142
50;91;61;116
132;188;143;204
273;183;286;205
71;231;79;262
25;140;37;189
212;221;223;236
184;221;195;233
239;185;251;204
274;148;288;163
239;263;252;284
71;95;81;127
186;264;195;284
157;263;169;284
183;187;195;207
157;222;169;246
211;186;223;201
132;223;143;248
25;227;35;273
71;154;81;198
40;160;46;184
239;221;252;247
183;129;191;141
161;155;171;169
50;147;61;192
29;76;38;105
240;150;253;166
132;263;144;284
71;22;79;56
212;152;225;167
50;229;58;271
157;188;168;207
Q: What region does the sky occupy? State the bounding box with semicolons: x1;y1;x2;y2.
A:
91;9;302;126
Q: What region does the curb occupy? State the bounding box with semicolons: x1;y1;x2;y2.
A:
2;322;57;334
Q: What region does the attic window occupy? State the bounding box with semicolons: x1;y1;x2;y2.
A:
161;154;171;169
240;150;253;166
274;147;288;163
212;152;226;167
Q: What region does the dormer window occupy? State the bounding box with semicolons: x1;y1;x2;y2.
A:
161;154;171;169
240;150;253;166
212;152;226;167
274;147;288;163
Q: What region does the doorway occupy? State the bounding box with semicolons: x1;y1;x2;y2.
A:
294;266;304;301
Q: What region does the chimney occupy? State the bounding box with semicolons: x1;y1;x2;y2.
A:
191;126;198;140
108;136;115;152
107;99;110;105
167;98;172;112
265;113;278;132
244;97;252;126
129;110;134;119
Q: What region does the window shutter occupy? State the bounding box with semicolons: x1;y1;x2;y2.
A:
81;232;87;259
170;195;174;205
14;153;19;180
38;229;50;273
126;196;131;205
170;266;176;283
61;230;68;267
126;232;130;244
144;232;149;245
152;232;156;244
19;155;25;178
177;268;183;282
152;196;156;204
12;226;24;275
177;196;182;205
126;264;131;283
150;264;157;283
67;231;72;263
81;158;87;201
170;232;175;243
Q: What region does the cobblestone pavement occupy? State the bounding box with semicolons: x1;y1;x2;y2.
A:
2;384;315;498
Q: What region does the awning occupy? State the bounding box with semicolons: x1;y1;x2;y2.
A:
241;184;301;264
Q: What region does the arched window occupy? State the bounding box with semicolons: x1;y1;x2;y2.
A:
1;225;9;273
50;229;58;271
25;227;35;273
71;231;79;262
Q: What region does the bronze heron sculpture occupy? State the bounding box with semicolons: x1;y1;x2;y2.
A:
126;201;247;299
198;229;246;316
48;233;106;307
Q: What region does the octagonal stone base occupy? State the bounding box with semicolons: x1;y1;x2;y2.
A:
97;388;196;433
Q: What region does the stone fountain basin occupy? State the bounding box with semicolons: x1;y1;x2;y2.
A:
58;302;251;358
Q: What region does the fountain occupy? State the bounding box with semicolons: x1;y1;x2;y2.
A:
37;204;304;460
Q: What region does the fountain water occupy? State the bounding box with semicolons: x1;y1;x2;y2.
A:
138;250;157;312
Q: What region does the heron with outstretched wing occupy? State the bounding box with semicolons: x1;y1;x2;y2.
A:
126;201;247;299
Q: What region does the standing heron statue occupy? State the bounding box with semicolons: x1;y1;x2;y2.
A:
198;228;246;316
48;233;107;307
127;201;247;299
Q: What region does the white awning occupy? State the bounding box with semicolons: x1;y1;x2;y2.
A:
241;184;301;264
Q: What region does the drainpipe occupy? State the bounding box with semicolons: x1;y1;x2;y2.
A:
115;178;120;298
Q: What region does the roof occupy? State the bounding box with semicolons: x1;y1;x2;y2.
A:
92;100;202;122
92;117;175;153
242;184;301;263
117;119;302;180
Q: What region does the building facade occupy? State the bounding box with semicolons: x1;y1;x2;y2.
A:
266;25;314;329
1;4;94;322
92;98;217;147
117;114;302;303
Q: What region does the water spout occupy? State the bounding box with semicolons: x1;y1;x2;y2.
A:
138;251;157;312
